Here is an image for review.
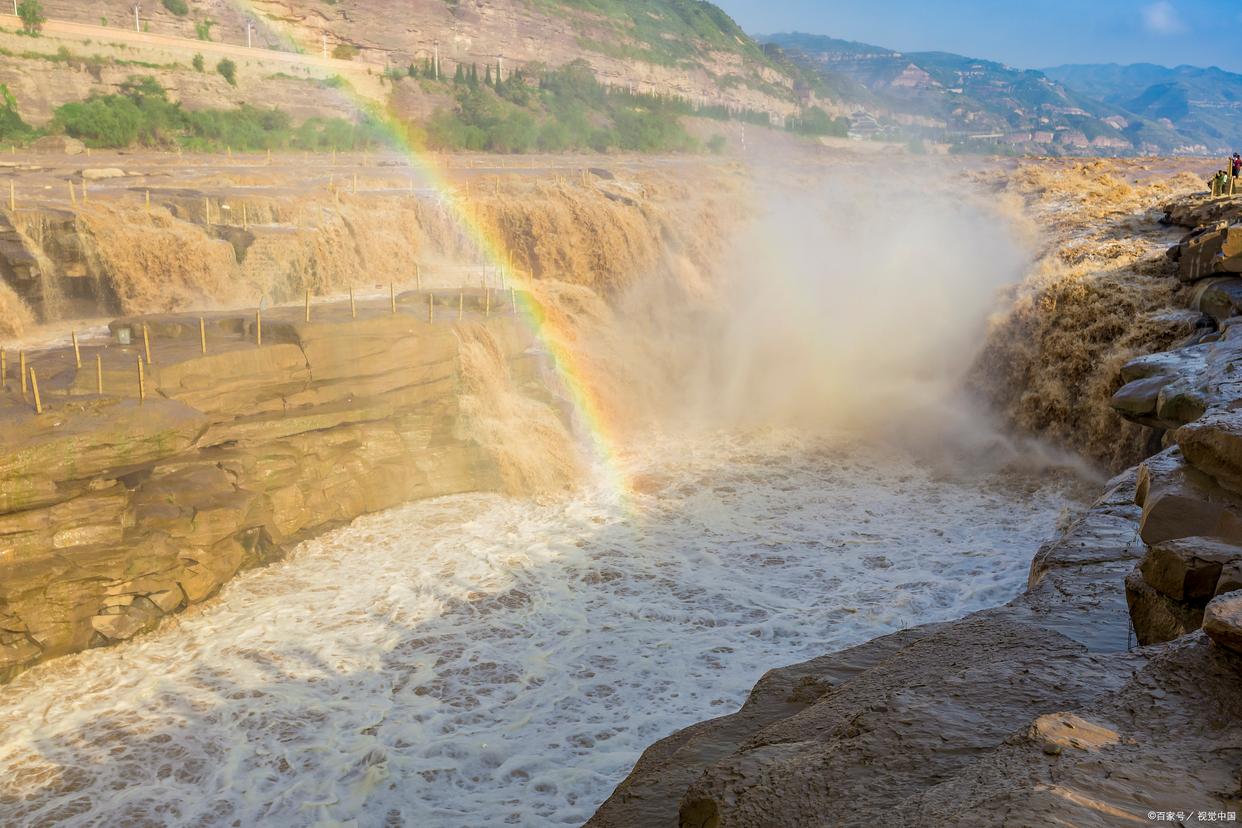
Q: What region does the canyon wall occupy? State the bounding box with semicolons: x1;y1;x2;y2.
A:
0;300;575;683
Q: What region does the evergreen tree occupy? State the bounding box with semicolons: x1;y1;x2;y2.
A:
407;63;418;78
454;64;465;85
484;65;492;86
469;64;478;88
424;57;433;77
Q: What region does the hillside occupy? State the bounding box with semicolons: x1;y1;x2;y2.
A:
763;32;1199;155
28;0;798;120
1044;63;1242;153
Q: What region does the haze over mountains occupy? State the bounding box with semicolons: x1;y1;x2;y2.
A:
764;31;1242;154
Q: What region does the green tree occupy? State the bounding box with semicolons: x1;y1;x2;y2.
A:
192;53;205;72
453;64;464;85
216;58;237;86
161;0;189;15
17;0;45;35
0;85;32;142
194;19;214;40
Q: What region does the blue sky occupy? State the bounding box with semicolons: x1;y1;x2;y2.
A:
713;0;1242;72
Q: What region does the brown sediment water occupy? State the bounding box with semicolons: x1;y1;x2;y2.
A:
968;158;1211;470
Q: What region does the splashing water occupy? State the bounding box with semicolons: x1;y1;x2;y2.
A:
0;430;1079;827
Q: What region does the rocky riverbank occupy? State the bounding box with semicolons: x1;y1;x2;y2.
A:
0;292;575;683
589;177;1242;826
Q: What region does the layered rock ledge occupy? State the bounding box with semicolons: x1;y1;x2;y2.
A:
589;190;1242;826
0;290;561;682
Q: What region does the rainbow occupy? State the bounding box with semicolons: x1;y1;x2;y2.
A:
219;2;635;503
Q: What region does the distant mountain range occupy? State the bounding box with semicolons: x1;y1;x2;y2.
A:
1042;64;1242;152
763;32;1239;155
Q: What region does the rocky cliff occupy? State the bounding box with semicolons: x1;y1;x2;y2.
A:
0;297;574;684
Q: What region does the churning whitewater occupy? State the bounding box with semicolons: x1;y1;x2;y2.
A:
0;430;1077;827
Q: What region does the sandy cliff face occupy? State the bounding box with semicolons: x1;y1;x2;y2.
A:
0;304;575;684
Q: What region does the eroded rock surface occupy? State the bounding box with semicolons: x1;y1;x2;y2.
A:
0;296;566;682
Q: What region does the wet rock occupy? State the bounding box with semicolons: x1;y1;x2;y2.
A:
1135;448;1242;546
1110;374;1170;420
1191;276;1242;324
1162;193;1242;228
1125;568;1204;645
1203;592;1242;654
1177;409;1242;494
1140;536;1242;601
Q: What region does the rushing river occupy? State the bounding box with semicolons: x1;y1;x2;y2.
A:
0;429;1078;827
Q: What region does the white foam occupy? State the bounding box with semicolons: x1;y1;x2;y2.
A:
0;429;1077;827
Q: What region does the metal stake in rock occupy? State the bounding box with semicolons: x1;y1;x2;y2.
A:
143;324;152;366
200;317;207;354
96;353;103;395
71;331;81;368
137;356;145;403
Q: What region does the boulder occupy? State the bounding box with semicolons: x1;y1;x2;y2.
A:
1203;592;1242;654
1177;409;1242;494
1135;448;1242;546
1139;536;1242;602
32;135;85;155
80;167;127;180
1125;568;1204;645
1173;222;1242;282
1110;374;1171;421
1162;193;1242;228
1191;276;1242;324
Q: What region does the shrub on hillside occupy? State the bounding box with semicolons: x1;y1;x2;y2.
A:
0;85;33;143
217;58;237;86
161;0;189;16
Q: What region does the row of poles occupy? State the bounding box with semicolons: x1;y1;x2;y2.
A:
1;277;521;415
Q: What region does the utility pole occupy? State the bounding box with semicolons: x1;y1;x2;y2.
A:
496;53;503;82
246;20;254;48
322;33;328;59
133;4;140;33
433;40;440;79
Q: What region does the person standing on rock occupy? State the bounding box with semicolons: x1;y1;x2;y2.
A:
1232;154;1241;178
